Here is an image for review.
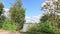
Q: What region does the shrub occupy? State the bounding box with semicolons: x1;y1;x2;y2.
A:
27;21;60;34
2;21;17;31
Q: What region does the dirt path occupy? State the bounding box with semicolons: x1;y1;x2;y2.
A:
0;30;20;34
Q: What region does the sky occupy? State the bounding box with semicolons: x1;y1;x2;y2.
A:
22;0;45;17
0;0;45;17
0;0;45;23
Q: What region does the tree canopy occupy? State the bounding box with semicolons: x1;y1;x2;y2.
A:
10;0;25;31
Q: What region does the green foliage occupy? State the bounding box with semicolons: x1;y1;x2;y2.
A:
0;13;6;29
40;14;49;23
1;15;6;22
2;21;17;31
27;22;53;34
27;23;40;34
0;2;6;29
39;21;54;34
10;0;25;31
27;21;60;34
0;2;4;22
0;2;4;15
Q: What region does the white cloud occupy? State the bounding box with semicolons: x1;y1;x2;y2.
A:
4;8;9;11
25;14;43;23
3;8;9;17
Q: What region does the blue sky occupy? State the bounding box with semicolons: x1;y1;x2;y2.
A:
0;0;45;17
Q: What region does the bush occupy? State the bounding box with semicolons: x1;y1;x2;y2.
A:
39;21;54;34
27;23;42;34
2;21;17;31
27;21;60;34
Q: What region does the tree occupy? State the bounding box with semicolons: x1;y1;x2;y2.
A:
40;0;60;34
0;2;6;28
10;0;25;31
0;2;4;19
0;2;4;16
53;0;60;13
41;0;60;22
40;13;60;23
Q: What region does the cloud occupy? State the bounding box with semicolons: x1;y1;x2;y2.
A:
25;14;43;23
3;8;9;17
4;8;9;11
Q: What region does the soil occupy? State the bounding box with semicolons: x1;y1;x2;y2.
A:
0;30;20;34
